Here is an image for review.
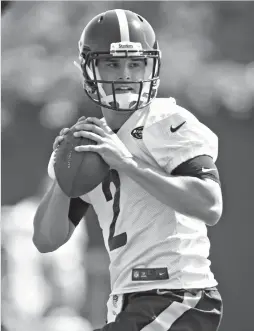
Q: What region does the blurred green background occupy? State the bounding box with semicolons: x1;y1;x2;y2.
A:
1;1;254;331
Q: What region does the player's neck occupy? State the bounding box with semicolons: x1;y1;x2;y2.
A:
101;105;150;131
101;107;134;131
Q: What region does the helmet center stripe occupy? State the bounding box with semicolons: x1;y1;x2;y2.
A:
115;9;130;42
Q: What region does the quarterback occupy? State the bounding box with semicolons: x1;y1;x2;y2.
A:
33;9;223;331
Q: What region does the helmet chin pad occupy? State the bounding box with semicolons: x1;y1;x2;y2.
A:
102;93;147;111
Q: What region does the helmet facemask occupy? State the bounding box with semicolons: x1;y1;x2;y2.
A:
78;42;161;112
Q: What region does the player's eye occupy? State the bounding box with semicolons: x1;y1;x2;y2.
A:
129;62;141;68
107;62;119;68
129;59;146;69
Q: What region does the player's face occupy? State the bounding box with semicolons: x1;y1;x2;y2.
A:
97;57;147;96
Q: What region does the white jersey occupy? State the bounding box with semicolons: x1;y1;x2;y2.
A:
81;98;219;294
49;98;219;295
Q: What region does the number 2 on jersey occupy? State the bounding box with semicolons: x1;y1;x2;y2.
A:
102;169;127;251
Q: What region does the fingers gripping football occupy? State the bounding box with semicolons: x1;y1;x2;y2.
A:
73;118;108;147
52;116;87;151
53;128;69;150
74;122;106;138
74;131;103;144
74;117;133;169
53;117;109;197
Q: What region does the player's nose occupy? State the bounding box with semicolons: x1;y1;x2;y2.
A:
118;63;131;81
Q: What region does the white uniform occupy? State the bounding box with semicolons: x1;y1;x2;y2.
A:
49;98;219;296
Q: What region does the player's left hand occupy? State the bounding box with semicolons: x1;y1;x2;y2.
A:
73;117;133;169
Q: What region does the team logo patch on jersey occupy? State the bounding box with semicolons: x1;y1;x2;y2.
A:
131;126;144;139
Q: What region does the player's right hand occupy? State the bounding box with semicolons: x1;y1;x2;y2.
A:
52;116;87;151
52;128;69;151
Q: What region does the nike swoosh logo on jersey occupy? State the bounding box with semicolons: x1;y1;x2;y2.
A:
170;121;186;133
201;167;216;173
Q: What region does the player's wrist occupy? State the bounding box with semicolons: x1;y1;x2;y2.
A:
118;156;137;172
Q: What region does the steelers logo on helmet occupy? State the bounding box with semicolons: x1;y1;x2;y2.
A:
77;9;161;112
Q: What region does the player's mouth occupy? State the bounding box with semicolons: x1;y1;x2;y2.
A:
115;86;134;94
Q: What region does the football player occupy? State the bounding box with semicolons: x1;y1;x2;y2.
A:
33;9;223;331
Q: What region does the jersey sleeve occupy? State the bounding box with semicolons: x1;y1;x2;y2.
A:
68;197;90;227
171;155;221;185
143;103;219;174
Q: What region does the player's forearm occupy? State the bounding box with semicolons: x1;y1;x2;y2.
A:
119;157;222;225
33;181;71;252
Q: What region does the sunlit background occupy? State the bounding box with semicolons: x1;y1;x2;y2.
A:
1;1;254;331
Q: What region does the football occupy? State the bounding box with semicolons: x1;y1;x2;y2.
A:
54;128;109;198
